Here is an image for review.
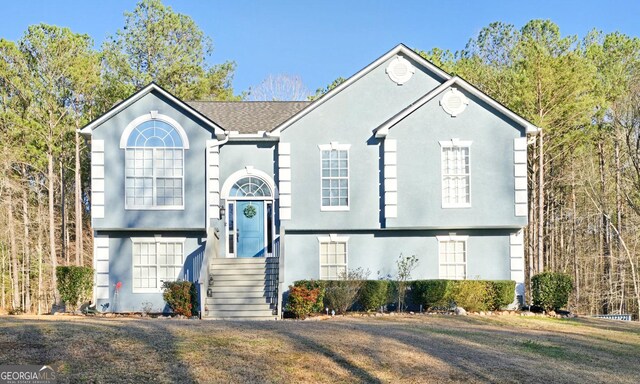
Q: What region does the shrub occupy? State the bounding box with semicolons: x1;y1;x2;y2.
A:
411;280;450;309
532;272;573;311
293;280;326;313
162;280;197;317
324;268;369;314
411;280;516;312
449;280;489;312
56;266;94;311
358;280;390;311
286;285;320;319
486;280;516;310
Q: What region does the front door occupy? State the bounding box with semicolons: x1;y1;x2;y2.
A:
236;201;265;257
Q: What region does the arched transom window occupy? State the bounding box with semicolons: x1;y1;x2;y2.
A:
229;176;272;198
125;119;185;208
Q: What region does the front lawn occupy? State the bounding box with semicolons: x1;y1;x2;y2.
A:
0;314;638;383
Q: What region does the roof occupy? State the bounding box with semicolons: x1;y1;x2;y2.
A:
186;101;310;134
374;76;540;137
79;83;225;137
271;43;539;136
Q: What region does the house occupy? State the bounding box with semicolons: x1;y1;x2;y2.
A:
80;44;538;319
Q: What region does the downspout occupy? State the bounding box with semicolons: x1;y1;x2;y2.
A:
199;132;230;319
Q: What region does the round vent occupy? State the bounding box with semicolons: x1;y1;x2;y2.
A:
440;88;469;116
386;56;415;85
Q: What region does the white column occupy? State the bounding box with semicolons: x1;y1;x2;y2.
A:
279;143;292;220
383;139;398;218
509;230;525;308
514;137;528;217
91;140;105;221
94;235;110;300
206;140;220;226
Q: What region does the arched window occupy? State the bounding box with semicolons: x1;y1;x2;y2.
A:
125;119;185;208
229;176;272;197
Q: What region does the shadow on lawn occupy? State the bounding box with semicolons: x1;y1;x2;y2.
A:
0;318;198;383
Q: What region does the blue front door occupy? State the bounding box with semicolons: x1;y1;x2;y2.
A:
236;201;265;257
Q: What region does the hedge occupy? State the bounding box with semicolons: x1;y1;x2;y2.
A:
358;280;390;311
56;266;94;311
292;279;515;313
411;280;516;311
532;272;572;311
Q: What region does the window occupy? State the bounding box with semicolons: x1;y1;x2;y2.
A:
132;239;184;292
125;119;185;209
440;140;471;207
437;236;467;280
318;235;348;279
319;143;350;210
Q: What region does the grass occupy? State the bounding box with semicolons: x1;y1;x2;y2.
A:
0;314;639;383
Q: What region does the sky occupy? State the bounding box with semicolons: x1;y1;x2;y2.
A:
1;0;639;96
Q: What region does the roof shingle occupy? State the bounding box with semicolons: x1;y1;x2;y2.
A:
186;101;310;134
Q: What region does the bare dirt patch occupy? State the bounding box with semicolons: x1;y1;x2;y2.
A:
0;314;638;383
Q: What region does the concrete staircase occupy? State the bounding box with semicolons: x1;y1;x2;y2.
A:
203;257;279;320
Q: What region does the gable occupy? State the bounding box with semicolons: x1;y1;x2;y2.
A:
80;83;225;137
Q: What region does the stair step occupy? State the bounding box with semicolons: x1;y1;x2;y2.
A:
209;285;266;293
202;316;278;321
209;280;268;288
211;267;277;274
209;291;269;298
212;274;275;282
206;303;273;311
211;258;268;265
206;297;272;305
205;309;275;317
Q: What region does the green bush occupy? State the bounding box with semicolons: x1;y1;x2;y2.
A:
411;280;451;309
358;280;390;311
293;280;326;313
323;268;369;314
532;272;573;311
449;280;488;312
486;280;516;310
162;280;197;317
411;280;516;311
286;285;320;319
56;266;94;311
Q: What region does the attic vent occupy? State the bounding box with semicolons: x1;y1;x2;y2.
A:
440;88;469;117
386;56;415;85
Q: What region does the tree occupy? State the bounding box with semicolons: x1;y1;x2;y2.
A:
247;74;311;101
308;77;346;101
101;0;240;102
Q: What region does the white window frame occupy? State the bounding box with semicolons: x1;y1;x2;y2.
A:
317;234;349;280
436;235;468;280
131;237;185;293
439;139;472;208
121;113;189;210
319;142;351;211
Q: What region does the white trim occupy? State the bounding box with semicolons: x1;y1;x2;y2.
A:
374;77;540;138
271;44;451;135
439;141;472;209
220;169;277;200
131;237;186;293
80;83;224;136
440;88;469;117
317;235;349;280
437;236;468;280
119;113;190;149
386;56;416;85
91;140;105;222
319;144;350;211
93;235;110;301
